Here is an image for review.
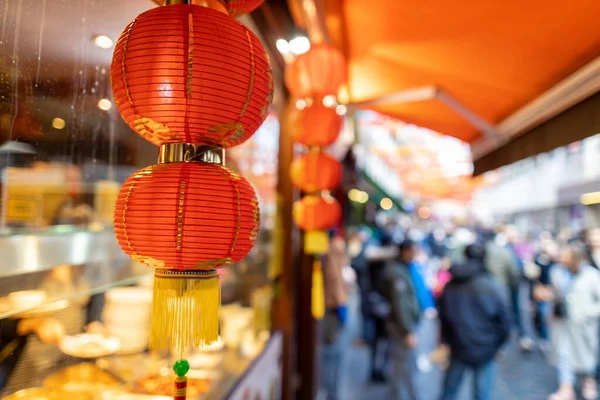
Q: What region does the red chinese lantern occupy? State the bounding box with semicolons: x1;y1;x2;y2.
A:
114;161;259;350
290;102;342;147
217;0;264;15
110;5;273;148
293;195;341;233
290;151;342;193
285;43;347;99
114;162;259;271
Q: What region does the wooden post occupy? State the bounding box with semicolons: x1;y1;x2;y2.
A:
271;101;297;400
295;248;319;400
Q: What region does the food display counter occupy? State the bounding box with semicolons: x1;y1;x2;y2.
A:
0;230;280;400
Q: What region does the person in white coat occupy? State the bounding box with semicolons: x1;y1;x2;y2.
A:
537;241;600;400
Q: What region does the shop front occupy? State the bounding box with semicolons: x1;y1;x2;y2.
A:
0;0;286;399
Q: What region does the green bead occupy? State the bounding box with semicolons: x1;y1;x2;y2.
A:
173;359;190;377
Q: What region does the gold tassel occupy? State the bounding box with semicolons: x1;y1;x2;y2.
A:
150;269;220;353
312;260;325;320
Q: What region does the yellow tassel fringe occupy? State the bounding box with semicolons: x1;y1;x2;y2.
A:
150;269;220;354
312;260;325;320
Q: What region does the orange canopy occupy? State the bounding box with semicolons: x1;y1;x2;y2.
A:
327;0;600;143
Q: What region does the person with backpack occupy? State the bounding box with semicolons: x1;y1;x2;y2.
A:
438;243;511;400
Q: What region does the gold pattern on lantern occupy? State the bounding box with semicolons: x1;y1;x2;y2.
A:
132;254;166;268
194;257;233;269
239;28;256;120
249;197;260;241
210;121;244;146
122;184;135;252
187;13;194;99
262;49;274;117
120;17;138;107
177;181;186;250
134;116;173;142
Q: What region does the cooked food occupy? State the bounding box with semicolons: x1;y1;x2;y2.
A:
43;363;121;398
135;374;211;398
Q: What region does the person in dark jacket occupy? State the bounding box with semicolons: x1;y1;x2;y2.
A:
438;243;511;400
381;239;422;400
365;232;396;382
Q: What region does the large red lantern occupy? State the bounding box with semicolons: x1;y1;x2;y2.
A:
290;102;342;147
285;43;347;99
217;0;264;16
110;5;273;148
114;162;259;270
290;151;342;193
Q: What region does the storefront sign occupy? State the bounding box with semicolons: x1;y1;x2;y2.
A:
227;331;283;400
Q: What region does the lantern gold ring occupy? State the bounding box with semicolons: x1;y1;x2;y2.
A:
158;144;225;166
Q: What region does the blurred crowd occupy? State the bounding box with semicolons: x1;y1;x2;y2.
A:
320;220;600;400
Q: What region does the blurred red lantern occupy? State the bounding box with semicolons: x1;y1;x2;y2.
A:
111;4;273;148
293;195;341;232
290;151;342;193
285;43;347;99
290;102;342;147
114;162;259;270
217;0;264;16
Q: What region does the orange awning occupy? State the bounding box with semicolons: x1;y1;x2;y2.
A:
327;0;600;143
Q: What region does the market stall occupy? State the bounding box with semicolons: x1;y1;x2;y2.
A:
0;0;287;398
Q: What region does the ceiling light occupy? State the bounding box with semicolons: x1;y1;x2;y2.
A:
322;95;336;108
52;117;65;130
296;99;307;111
276;39;290;55
336;104;347;116
94;35;114;49
380;197;393;210
98;98;112;111
288;36;310;55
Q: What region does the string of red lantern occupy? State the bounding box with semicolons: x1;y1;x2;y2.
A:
285;43;347;320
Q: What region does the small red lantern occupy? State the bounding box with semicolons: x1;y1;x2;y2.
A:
114;161;259;349
217;0;264;16
290;151;342;193
290;102;342;147
285;43;347;99
110;5;273;148
293;195;341;232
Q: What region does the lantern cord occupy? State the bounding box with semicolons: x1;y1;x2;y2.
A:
150;269;220;353
311;260;325;320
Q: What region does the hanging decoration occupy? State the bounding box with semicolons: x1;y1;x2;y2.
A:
290;150;342;193
285;43;347;320
289;101;342;147
284;43;346;100
111;1;271;398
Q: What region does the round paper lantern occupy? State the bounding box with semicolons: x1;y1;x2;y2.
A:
290;151;342;193
293;195;341;232
285;43;347;99
290;102;342;147
114;162;259;270
217;0;264;16
111;4;274;148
